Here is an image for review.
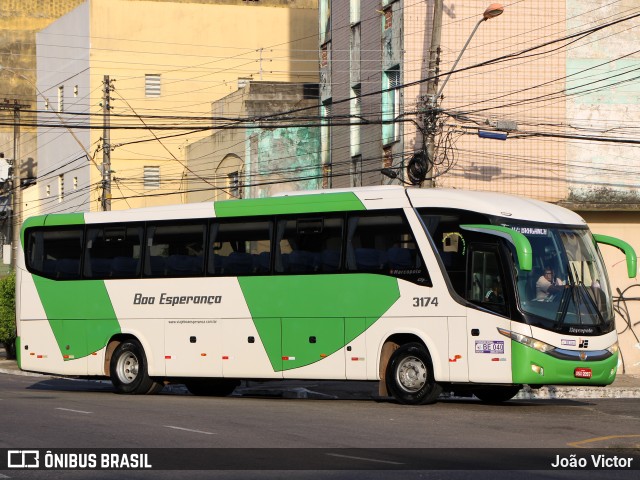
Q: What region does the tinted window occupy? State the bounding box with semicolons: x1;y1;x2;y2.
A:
468;247;506;315
145;222;206;277
26;228;84;280
275;215;343;274
346;211;430;285
84;225;143;279
209;219;272;276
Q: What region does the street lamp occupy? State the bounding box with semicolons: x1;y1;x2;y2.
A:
433;3;504;104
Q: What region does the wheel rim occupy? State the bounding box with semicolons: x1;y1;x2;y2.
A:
395;355;427;392
116;351;139;384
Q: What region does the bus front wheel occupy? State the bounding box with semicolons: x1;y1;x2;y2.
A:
110;339;163;395
385;342;442;405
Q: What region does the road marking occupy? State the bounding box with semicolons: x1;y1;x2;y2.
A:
325;453;404;465
568;434;640;448
55;407;92;414
164;425;216;435
0;473;10;478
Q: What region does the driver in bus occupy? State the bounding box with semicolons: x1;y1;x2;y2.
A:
535;267;564;301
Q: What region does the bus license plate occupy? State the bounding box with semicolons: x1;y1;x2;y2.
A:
574;367;592;379
475;341;504;354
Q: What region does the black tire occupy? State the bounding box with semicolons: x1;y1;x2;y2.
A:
385;342;442;405
184;379;240;397
473;386;521;403
110;339;163;395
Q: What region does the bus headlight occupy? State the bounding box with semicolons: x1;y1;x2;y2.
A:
606;342;619;355
497;328;557;354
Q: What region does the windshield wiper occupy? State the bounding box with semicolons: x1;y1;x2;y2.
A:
554;263;574;327
554;283;571;327
575;280;605;325
569;263;605;325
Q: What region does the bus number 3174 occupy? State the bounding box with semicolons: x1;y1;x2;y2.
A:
413;297;439;307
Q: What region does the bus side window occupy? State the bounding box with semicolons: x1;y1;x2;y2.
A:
209;219;272;276
84;225;143;279
468;247;506;315
144;222;206;277
26;228;84;280
346;211;430;285
275;215;343;274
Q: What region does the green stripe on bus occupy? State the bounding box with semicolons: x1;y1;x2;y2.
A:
44;213;85;226
15;336;21;369
32;277;121;361
511;341;617;385
214;193;366;218
238;275;400;371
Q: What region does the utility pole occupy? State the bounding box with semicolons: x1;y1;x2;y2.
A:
1;99;30;267
423;0;443;188
101;75;113;211
419;3;504;188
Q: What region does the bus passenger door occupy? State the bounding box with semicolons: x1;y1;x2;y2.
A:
281;317;346;379
465;246;512;383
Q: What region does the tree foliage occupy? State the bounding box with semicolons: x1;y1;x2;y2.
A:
0;272;16;359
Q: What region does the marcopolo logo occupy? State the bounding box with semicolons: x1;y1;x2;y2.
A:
8;450;40;468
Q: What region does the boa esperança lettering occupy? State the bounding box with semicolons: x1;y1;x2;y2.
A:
133;293;222;306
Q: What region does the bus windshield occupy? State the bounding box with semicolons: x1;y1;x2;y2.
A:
509;225;614;331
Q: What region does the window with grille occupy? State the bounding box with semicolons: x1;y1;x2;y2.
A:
382;67;400;145
58;86;64;112
144;166;160;189
145;74;161;97
58;175;64;203
351;155;362;187
350;86;361;156
227;171;240;199
350;23;361;86
321;100;332;185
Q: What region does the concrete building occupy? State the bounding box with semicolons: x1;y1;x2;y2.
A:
35;0;318;214
186;80;320;202
320;0;640;373
0;0;85;265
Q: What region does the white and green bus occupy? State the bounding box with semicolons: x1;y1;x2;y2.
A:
16;186;636;404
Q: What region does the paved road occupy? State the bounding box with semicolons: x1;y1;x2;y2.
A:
0;373;638;479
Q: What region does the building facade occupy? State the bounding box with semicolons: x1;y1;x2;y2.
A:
185;80;321;202
0;0;86;265
35;0;319;215
320;0;640;373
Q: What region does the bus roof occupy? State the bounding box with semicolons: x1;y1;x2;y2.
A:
23;187;585;228
405;188;585;225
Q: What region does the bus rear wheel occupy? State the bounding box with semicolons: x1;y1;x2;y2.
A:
184;379;240;396
473;386;521;403
385;342;442;405
110;339;163;395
